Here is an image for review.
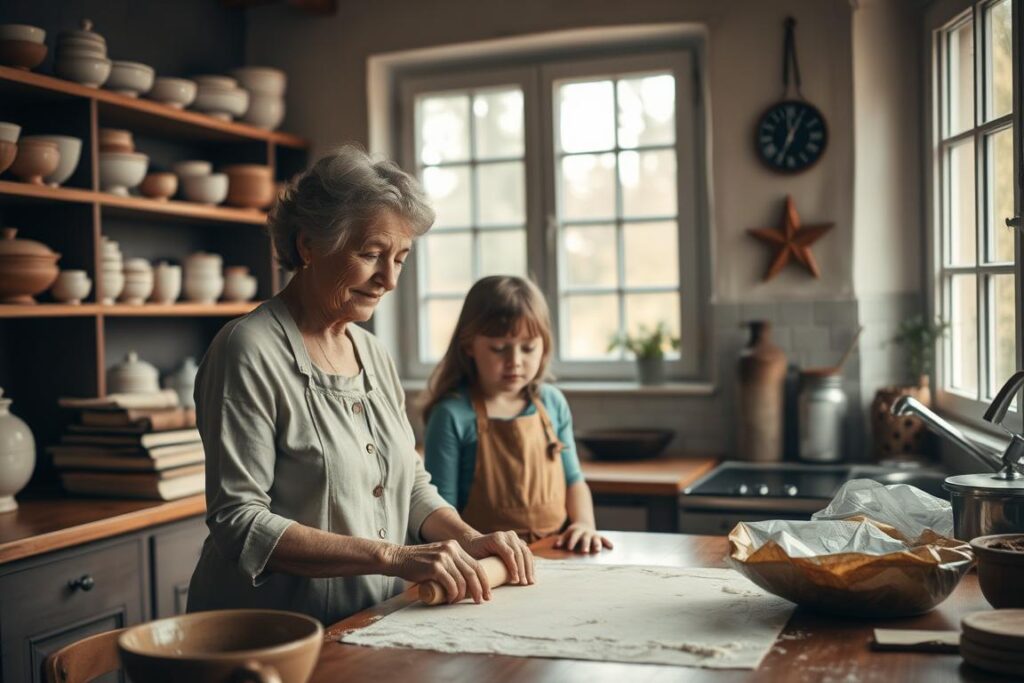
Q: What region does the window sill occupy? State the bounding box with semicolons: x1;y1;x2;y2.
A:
401;378;716;397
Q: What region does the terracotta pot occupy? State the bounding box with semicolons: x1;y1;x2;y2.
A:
737;321;787;462
0;39;47;70
98;128;134;151
0;227;61;304
224;167;274;209
0;140;15;175
139;172;178;201
9;140;60;185
870;376;932;460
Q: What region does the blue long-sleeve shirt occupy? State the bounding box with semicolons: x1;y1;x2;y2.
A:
423;384;584;511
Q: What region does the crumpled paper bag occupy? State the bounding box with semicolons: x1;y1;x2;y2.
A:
726;479;974;617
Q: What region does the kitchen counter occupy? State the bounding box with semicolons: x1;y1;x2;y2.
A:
319;531;994;682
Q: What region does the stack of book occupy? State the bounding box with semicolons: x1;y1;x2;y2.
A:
51;390;205;501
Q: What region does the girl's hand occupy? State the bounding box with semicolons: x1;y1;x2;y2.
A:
554;523;614;554
460;530;535;586
386;540;491;604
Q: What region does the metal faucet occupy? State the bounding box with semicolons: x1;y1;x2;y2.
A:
891;370;1024;480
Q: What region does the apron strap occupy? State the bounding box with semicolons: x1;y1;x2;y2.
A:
469;388;490;436
530;392;563;460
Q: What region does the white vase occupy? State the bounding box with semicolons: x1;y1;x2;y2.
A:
184;274;223;304
0;387;35;513
98;268;124;305
223;266;257;302
151;262;181;304
163;356;198;409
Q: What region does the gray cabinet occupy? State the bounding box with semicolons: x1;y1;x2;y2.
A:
152;516;207;618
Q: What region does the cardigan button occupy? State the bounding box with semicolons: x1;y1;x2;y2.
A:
366;443;375;454
378;528;387;538
373;485;384;498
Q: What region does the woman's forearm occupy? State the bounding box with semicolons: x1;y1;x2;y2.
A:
566;480;597;527
265;522;398;578
419;506;482;545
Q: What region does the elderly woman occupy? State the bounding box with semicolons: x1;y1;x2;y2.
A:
187;146;534;624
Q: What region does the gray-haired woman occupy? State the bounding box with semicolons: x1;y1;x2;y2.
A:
187;146;534;624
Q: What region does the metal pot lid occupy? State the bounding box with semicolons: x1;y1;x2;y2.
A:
945;473;1024;494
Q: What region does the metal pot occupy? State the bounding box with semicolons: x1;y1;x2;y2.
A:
944;474;1024;540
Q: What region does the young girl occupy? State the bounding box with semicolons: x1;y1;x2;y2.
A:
422;275;613;554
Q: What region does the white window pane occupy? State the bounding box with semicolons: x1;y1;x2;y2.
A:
986;0;1012;120
617;74;675;149
424;232;472;293
991;274;1016;397
477;161;525;226
422;165;471;228
948;141;976;266
560;153;616;220
620;150;677;218
474;89;524;159
987;127;1014;262
563;224;617;288
625;292;680;358
624;221;678;287
559;80;615;153
418;94;470;164
947;20;974;136
425;298;464;361
951;275;978;395
562;294;618;359
480;229;526;277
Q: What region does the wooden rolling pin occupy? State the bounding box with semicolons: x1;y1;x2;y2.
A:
418;556;510;605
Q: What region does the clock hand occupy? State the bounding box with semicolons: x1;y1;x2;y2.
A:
776;109;807;164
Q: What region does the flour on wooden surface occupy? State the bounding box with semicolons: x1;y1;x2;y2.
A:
341;562;794;669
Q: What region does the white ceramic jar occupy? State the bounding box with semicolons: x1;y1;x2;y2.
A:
163;356;198;409
223;266;257;302
0;387;35;513
107;351;160;394
50;269;92;304
151;262;181;304
97;268;124;304
183;273;224;304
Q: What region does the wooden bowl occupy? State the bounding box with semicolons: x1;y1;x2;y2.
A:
118;608;323;683
0;39;47;70
576;429;674;461
140;172;178;201
971;534;1024;608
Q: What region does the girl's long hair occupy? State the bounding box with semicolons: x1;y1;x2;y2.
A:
420;275;554;422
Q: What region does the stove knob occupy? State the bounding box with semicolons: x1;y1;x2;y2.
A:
735;484;750;495
755;483;770;496
784;485;799;497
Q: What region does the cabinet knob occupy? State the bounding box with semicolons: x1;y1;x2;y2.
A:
68;574;95;592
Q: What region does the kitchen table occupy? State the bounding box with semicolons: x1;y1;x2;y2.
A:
316;531;998;682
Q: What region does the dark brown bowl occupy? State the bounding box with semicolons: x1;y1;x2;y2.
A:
577;429;674;461
970;534;1024;608
0;39;47;70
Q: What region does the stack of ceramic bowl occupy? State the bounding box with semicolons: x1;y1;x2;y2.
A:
173;160;228;206
107;351;160;394
148;77;197;110
50;269;92;305
98;129;148;196
0;228;60;304
223;164;274;209
8;138;59;185
54;19;111;88
183;252;223;304
151;261;181;304
232;67;286;130
223;266;258;302
190;75;249;121
0;122;18;175
0;24;47;71
20;135;82;187
120;258;153;305
98;237;124;304
104;61;155;98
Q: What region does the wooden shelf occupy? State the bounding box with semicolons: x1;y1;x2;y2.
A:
0;302;259;319
0;66;307;148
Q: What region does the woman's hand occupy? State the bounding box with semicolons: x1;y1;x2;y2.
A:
460;530;535;586
386;540;491;604
553;522;614;554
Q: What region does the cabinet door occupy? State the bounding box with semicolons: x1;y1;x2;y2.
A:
152;516;207;619
0;537;146;683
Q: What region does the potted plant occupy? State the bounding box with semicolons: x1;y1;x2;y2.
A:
608;323;680;386
870;315;949;460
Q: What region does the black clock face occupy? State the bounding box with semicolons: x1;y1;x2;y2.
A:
755;100;828;173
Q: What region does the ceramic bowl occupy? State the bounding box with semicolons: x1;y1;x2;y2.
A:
123;257;152;274
0;141;16;175
151;262;181;304
55;46;108;60
50;270;92;305
242;94;285;130
0;122;20;144
55;55;112;87
193;74;237;90
231;67;287;97
172;160;212;178
192;86;249;121
99;151;148;195
56;37;106;55
20;135;82;186
104;61;155;97
9;140;60;185
139;172;177;201
223;268;257;302
119;274;154;305
148;77;196;109
970;534;1024;608
98;128;134;150
181;172;228;205
0;40;47;71
97;268;124;304
184;274;224;304
0;25;45;44
185;251;223;272
119;609;322;683
0;228;61;304
225;173;275;209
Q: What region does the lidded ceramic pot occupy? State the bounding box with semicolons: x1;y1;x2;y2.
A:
0;227;61;304
223;265;257;302
0;387;35;513
184;251;224;303
163;357;198;409
151;261;181;304
107;351;160;394
119;257;153;305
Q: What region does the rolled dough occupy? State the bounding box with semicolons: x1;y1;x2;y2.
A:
341;562;795;669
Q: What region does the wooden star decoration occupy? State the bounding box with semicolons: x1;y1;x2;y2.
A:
747;195;834;281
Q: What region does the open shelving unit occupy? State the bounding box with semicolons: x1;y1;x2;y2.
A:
0;65;309;486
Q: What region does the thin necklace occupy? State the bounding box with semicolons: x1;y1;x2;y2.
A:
314;334;341;375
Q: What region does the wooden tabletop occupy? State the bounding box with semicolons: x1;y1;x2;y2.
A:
317;531;998;682
580;457;718;496
0;492;205;564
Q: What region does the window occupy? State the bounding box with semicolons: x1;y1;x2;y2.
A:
934;0;1019;422
399;48;708;380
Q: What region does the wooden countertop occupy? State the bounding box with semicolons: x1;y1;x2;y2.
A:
319;532;994;682
581;456;718;496
0;493;205;565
